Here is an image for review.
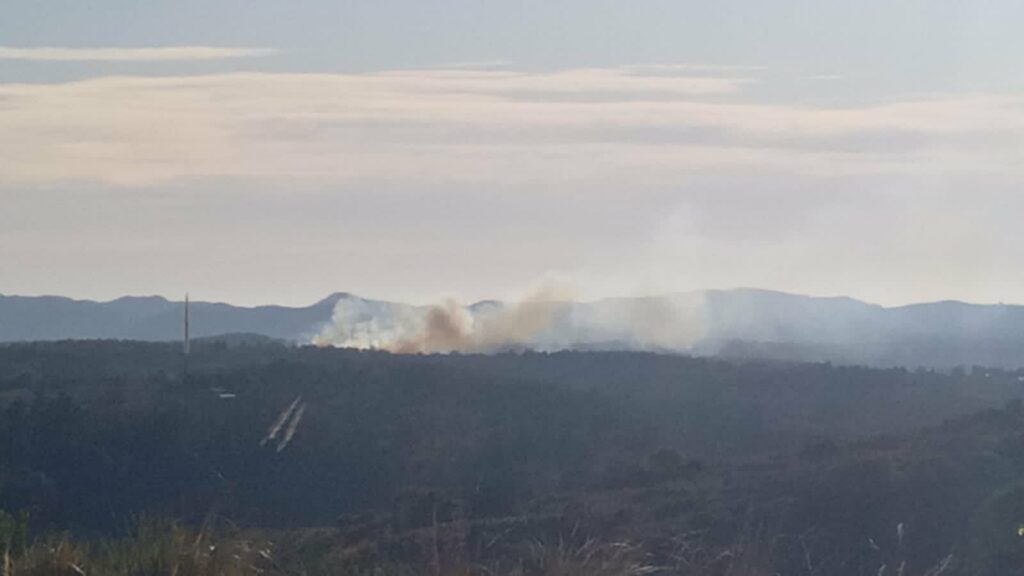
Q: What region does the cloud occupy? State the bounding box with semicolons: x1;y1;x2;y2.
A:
426;60;516;70
623;63;767;74
0;46;278;62
0;66;1020;186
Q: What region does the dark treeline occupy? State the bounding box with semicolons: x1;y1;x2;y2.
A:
4;341;1024;574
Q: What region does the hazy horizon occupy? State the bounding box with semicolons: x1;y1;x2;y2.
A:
5;284;1024;311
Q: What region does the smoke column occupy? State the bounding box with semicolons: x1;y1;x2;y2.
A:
313;284;707;354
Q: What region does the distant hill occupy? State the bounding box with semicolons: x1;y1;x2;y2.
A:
4;288;1024;368
692;288;1024;368
0;292;351;343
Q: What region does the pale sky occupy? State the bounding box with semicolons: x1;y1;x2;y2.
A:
2;1;1023;306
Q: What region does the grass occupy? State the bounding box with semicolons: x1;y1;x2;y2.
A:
0;514;963;576
2;516;276;576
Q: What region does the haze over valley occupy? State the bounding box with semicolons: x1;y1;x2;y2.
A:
5;288;1024;369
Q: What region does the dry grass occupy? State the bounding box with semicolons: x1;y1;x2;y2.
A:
2;517;277;576
516;538;657;576
5;535;90;576
2;515;960;576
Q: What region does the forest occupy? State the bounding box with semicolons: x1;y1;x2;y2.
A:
3;340;1024;575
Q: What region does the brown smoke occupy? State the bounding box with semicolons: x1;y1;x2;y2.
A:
474;293;565;350
382;283;575;354
389;299;473;353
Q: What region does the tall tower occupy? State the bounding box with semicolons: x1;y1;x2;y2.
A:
183;293;191;356
182;293;191;384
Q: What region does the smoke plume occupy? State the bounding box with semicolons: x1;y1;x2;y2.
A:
314;283;576;353
313;284;707;354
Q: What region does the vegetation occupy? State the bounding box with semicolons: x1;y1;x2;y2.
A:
4;341;1024;574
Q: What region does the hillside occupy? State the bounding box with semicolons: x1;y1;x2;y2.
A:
0;292;353;342
4;342;1024;574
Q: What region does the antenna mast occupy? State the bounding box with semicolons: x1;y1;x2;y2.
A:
184;293;191;355
183;293;191;383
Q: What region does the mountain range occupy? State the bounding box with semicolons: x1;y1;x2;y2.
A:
3;289;1024;368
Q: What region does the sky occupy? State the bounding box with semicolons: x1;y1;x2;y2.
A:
2;1;1024;307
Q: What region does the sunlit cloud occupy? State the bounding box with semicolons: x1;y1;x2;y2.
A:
0;66;1020;187
0;46;278;62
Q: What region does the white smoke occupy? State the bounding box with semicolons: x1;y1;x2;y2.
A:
313;283;575;353
313;299;430;350
313;285;708;354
